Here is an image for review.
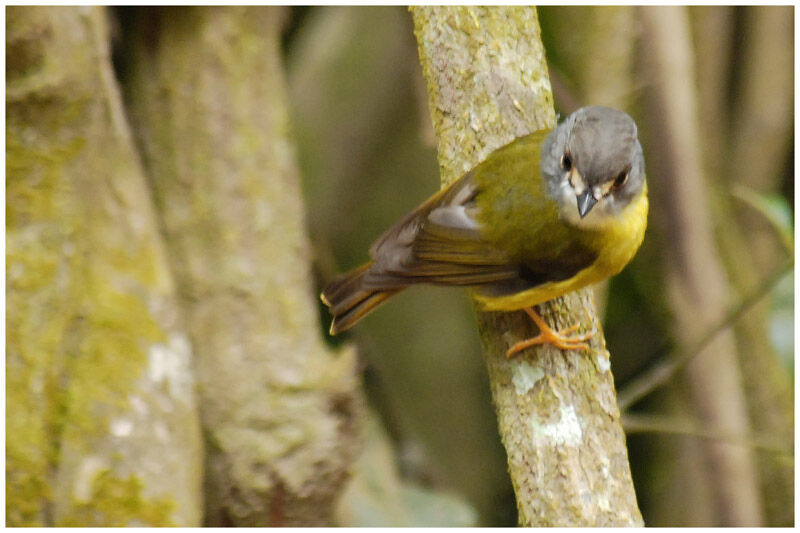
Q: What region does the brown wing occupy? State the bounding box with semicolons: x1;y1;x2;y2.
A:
362;172;519;290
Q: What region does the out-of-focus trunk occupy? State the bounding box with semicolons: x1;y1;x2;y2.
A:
7;6;203;526
639;6;763;526
119;6;361;526
411;6;643;526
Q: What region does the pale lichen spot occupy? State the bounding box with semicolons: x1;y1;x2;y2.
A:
110;417;134;438
511;359;545;395
597;494;611;512
74;456;108;502
470;113;482;132
147;332;194;405
596;350;611;373
599;456;611;479
129;394;148;415
530;404;583;447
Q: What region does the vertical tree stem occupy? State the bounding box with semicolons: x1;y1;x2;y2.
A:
639;6;763;526
410;6;642;526
121;6;360;526
7;6;202;526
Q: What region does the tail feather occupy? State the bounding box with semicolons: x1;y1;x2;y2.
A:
321;262;401;334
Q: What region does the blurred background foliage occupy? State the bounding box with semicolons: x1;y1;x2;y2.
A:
283;5;793;527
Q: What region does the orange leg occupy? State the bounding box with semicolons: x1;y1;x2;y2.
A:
505;306;594;358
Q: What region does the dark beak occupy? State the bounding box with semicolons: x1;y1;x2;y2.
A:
577;190;598;218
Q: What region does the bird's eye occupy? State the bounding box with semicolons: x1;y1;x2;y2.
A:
612;170;629;190
561;152;572;171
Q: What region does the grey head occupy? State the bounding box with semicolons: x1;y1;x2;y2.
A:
541;106;646;228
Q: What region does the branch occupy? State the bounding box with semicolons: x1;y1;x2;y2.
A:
411;6;642;526
621;413;792;457
617;261;792;411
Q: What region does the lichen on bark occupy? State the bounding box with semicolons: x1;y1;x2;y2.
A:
118;6;361;526
410;6;643;526
7;6;202;526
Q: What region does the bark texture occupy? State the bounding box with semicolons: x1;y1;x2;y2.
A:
410;6;642;526
7;6;202;526
119;6;360;526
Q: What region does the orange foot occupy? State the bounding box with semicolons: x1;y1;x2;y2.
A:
505;306;595;358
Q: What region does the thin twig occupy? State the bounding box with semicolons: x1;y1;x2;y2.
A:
622;413;793;458
617;261;793;411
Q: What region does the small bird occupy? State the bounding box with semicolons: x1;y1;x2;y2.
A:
321;106;647;357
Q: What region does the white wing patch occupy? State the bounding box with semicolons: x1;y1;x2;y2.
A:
427;205;480;231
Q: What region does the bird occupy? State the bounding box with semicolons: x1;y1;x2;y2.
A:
321;106;647;358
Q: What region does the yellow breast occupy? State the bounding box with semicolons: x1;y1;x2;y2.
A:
475;187;648;311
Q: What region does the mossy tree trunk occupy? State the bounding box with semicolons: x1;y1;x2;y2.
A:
118;6;361;526
8;5;361;527
7;6;203;526
410;6;643;526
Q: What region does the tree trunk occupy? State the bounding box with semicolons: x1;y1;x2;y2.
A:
410;6;643;526
539;6;636;113
117;6;362;526
639;6;764;526
726;6;794;274
7;6;202;526
691;6;794;526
